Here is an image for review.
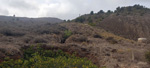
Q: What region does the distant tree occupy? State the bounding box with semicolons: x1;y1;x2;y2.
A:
133;4;144;9
127;6;132;12
116;7;121;11
63;20;67;22
13;15;15;17
67;19;71;22
75;16;85;23
107;10;113;14
87;17;93;23
90;11;94;15
98;10;104;14
120;7;125;12
115;7;120;13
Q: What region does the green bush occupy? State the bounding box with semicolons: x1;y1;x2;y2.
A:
64;30;72;38
61;30;72;43
88;23;96;26
0;46;98;68
75;16;85;23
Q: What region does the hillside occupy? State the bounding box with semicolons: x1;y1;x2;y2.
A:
0;4;150;68
0;20;149;67
0;15;63;27
74;4;150;41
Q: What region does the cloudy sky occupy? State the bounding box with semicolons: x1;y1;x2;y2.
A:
0;0;150;20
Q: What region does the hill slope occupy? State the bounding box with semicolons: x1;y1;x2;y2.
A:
0;21;149;68
74;4;150;41
0;15;63;27
0;5;150;68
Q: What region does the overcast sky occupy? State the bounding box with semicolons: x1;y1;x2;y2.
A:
0;0;150;20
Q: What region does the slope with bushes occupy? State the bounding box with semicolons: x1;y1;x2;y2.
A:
0;45;97;68
1;4;150;68
74;4;150;41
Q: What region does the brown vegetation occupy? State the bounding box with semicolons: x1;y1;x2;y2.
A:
0;5;150;68
74;5;150;41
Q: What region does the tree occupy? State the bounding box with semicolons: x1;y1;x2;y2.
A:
67;19;71;22
107;10;113;14
75;17;85;23
13;14;15;17
115;7;121;13
90;11;94;15
88;17;93;23
63;20;67;22
98;10;104;14
133;4;144;9
116;7;121;11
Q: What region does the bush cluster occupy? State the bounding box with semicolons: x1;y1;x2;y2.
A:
0;29;24;37
33;38;47;43
0;45;98;68
106;37;118;44
75;16;85;23
61;30;72;43
88;23;96;26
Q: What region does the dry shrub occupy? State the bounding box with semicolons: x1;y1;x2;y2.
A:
33;37;47;43
37;29;61;35
38;29;50;34
0;34;3;37
145;51;150;63
106;37;118;44
0;29;25;37
35;25;66;35
66;35;88;43
99;29;135;43
23;37;32;43
93;34;102;38
73;36;88;42
0;48;5;54
0;45;21;57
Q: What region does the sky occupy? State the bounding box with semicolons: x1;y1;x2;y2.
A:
0;0;150;20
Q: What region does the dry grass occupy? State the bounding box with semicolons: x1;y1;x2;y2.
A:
97;28;135;43
66;34;88;43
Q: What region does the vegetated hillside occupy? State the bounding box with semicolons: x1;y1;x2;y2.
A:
0;5;150;68
0;19;150;68
0;15;63;27
74;4;150;41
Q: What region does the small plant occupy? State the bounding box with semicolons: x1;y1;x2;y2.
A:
106;37;118;44
33;37;47;43
145;51;150;63
64;30;72;38
93;34;102;38
72;35;88;43
61;30;72;43
88;22;96;26
23;37;32;43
